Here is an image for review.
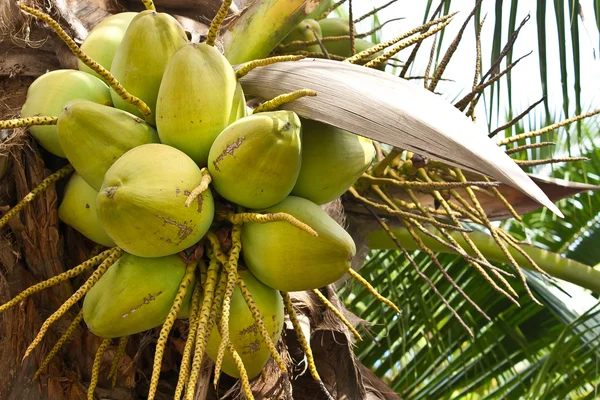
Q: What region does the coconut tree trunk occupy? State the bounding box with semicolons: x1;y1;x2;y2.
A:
0;0;398;398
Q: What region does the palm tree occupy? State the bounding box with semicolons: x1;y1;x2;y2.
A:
0;0;598;399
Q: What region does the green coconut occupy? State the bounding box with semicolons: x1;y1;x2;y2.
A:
96;144;214;258
281;19;323;53
241;196;356;292
292;119;375;204
83;253;196;338
78;12;138;78
20;69;112;157
58;172;115;247
318;17;349;37
207;111;302;209
156;43;241;166
228;81;248;125
57;99;159;191
110;10;188;125
206;269;284;378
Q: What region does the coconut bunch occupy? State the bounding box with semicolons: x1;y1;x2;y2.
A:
2;0;598;398
0;1;402;399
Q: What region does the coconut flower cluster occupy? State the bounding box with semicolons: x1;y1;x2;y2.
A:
0;2;395;400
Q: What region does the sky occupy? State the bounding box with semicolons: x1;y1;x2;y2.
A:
343;1;600;134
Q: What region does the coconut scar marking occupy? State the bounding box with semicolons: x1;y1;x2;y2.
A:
212;136;245;172
157;215;193;241
121;291;163;318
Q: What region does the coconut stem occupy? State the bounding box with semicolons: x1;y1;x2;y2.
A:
0;164;74;229
222;211;318;236
236;55;305;79
184;253;222;400
140;0;156;11
345;13;456;64
108;336;129;388
0;116;58;129
282;291;334;400
237;273;288;371
312;289;362;341
18;5;153;122
185;168;212;207
206;0;232;46
0;248;112;314
88;338;112;400
148;262;197;400
33;311;84;380
23;248;123;361
252;89;317;114
213;224;242;388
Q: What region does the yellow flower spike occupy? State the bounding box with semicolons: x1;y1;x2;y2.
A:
0;116;57;129
140;0;156;11
346;269;401;315
222;211;318;236
282;291;334;400
237;274;288;372
184;258;223;400
148;262;197;400
0;248;113;314
18;5;152;122
185;168;212;207
23;248;123;361
88;338;112;400
173;284;202;400
236;55;305;79
213;224;242;388
312;288;362;341
252;89;317;114
108;336;129;388
206;0;233;46
33;311;84;380
0;164;74;229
